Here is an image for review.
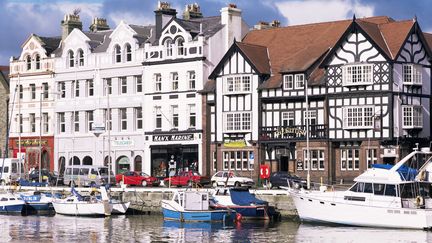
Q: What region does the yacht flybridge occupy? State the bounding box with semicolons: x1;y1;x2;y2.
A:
288;147;432;229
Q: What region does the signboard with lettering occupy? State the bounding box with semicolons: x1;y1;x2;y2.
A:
153;134;194;142
112;140;134;147
16;139;48;147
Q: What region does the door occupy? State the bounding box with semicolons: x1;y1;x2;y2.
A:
280;156;289;172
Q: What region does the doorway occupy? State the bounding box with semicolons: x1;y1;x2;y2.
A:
280;156;289;172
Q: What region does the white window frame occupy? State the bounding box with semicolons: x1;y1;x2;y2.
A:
224;75;251;93
343;106;374;129
104;109;112;131
403;64;422;86
120;108;127;131
282;111;295;127
154;73;162;92
58;113;65;133
87;79;94;97
42;113;49;133
224;112;252;132
366;148;378;168
135;75;142;93
223;151;254;171
171;72;178;91
342;64;373;86
86;110;93;133
340;148;360;171
75;80;80;97
74;112;79;133
104;78;112;96
171;105;178;129
19;85;23;99
30;84;36;99
188;71;196;90
295;74;305;89
283;75;293;90
29;113;35;133
42;83;49;99
78;49;84;66
120;77;127;94
402;105;423;128
135;107;143;130
188;104;196;128
303;149;325;171
155;106;162;129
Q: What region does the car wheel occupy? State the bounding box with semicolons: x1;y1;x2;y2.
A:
0;180;5;186
164;180;170;187
268;182;273;189
188;180;193;187
141;180;147;187
212;181;218;188
234;181;241;187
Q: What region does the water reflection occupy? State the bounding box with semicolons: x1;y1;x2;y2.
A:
2;214;431;243
295;223;432;243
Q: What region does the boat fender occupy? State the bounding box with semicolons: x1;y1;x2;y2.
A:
419;170;426;181
416;196;425;207
235;213;242;222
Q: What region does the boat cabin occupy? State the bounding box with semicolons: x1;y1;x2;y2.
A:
173;191;209;211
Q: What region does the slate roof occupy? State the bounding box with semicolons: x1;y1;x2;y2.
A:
175;16;224;40
35;35;61;55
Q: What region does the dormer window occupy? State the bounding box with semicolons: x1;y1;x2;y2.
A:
114;45;121;63
68;50;75;68
177;38;184;56
403;64;422;86
165;39;173;57
283;74;304;90
26;55;31;70
402;105;422;129
77;49;84;66
342;64;373;86
35;54;41;70
125;43;132;62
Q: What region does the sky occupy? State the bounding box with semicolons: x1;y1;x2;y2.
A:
0;0;431;66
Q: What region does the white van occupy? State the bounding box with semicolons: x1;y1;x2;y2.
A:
63;165;115;187
0;158;24;184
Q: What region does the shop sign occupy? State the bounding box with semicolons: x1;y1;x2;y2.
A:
16;139;48;147
274;127;306;138
112;140;134;147
153;134;194;142
223;139;247;148
297;160;303;170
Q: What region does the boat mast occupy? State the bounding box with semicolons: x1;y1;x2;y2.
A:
306;77;310;189
18;73;22;178
107;80;111;185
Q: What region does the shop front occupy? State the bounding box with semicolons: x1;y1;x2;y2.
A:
9;136;55;171
151;145;198;178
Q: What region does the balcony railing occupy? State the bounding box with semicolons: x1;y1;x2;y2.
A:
10;59;55;75
144;41;204;62
260;124;327;141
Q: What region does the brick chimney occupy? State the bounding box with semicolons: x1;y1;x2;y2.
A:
61;13;82;41
183;3;203;20
154;1;177;41
90;17;110;32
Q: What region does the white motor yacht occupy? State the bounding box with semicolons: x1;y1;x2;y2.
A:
288;147;432;229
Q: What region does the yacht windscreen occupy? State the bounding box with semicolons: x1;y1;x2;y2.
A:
400;182;432;199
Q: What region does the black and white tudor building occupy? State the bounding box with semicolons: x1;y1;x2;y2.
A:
204;16;432;183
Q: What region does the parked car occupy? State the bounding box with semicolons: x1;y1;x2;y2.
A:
29;169;60;185
115;171;160;187
163;170;210;187
211;171;254;188
0;158;24;185
268;171;306;189
63;165;115;187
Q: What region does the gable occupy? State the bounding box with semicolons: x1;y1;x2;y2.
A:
109;21;137;43
159;20;190;45
397;32;431;65
20;35;47;60
328;30;386;65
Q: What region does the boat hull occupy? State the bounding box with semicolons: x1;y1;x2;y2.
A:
291;191;432;229
162;208;232;222
212;205;272;220
52;201;112;216
111;201;130;214
0;204;24;214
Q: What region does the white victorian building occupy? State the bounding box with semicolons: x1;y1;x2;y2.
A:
142;3;248;177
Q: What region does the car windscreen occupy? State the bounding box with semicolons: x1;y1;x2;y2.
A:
98;168;114;176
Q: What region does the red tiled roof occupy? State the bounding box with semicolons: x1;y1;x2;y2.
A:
236;42;271;74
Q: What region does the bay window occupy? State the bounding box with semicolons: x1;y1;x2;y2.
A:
342;64;373;86
402;105;422;128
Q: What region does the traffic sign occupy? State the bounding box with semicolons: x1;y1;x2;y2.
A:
260;165;270;179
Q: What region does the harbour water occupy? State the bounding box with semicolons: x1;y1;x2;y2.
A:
1;214;431;243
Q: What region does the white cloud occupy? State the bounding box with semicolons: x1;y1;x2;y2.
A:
273;0;374;25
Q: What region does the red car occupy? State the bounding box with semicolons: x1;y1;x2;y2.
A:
115;171;160;187
163;171;210;187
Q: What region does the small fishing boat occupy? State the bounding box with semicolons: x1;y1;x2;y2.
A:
110;198;130;214
20;191;56;214
0;192;25;214
162;190;234;222
287;147;432;229
210;187;279;220
52;187;112;216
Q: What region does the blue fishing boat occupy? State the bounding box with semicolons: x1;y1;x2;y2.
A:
210;187;279;220
20;191;56;214
0;192;25;214
162;190;234;222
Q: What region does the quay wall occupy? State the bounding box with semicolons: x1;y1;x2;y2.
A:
5;186;298;217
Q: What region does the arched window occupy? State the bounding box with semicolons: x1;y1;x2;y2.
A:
134;155;142;172
83;156;93;165
68;156;80;165
77;49;84;66
114;45;121;63
125;43;132;62
165;39;173;57
116;156;130;174
177;38;184;56
35;54;41;70
68;50;75;68
41;150;50;169
26;55;31;70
